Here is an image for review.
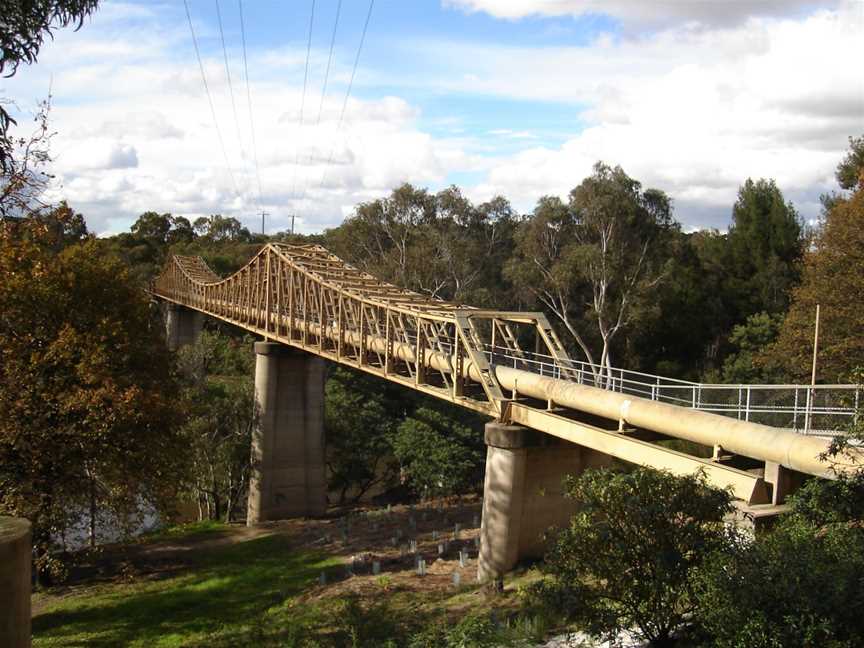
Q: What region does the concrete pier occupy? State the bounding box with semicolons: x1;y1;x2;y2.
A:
164;303;204;351
477;422;611;583
0;517;31;648
247;342;327;524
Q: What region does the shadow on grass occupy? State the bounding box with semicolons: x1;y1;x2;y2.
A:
33;534;337;648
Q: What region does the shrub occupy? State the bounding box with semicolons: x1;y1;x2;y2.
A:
534;467;733;647
692;516;864;647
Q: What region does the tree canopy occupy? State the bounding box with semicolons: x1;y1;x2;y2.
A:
0;218;185;577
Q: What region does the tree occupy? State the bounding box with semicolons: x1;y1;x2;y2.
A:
390;407;484;499
693;437;864;648
0;222;185;578
719;311;782;384
0;97;54;217
507;163;676;383
836;135;864;192
533;467;733;647
177;330;255;522
325;366;401;504
726;178;802;318
1;0;99;172
192;214;251;243
762;170;864;382
326;184;517;306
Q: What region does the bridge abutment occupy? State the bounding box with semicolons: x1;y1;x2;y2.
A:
477;422;611;584
164;303;204;351
247;342;327;524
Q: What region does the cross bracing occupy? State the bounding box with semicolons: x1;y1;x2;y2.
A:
153;243;861;506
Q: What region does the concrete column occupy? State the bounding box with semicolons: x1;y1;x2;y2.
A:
477;422;611;583
164;303;204;351
764;461;805;505
0;517;31;648
247;342;327;524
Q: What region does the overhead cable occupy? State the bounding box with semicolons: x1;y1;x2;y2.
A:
183;0;242;201
238;0;264;214
215;0;255;211
295;0;342;206
290;0;316;206
319;0;374;192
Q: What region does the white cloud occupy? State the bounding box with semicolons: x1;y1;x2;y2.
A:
1;7;464;236
106;143;139;169
432;3;864;228
1;0;861;237
444;0;840;28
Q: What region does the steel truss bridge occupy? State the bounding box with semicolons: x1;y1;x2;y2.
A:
153;243;861;506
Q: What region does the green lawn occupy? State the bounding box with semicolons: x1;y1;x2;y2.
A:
32;533;340;647
31;520;559;647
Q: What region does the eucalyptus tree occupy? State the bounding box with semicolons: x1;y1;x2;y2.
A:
507;163;676;383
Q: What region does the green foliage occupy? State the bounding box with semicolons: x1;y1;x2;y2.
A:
727;178;803;318
535;467;733;646
324;366;400;503
693;416;864;648
836;134;864;191
720;311;782;383
390;407;483;499
0;223;186;577
326;183;517;307
506;162;677;377
693;517;864;648
407;613;503;648
178;330;256;522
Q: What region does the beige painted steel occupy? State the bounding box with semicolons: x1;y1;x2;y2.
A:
153;244;858;488
508;404;771;504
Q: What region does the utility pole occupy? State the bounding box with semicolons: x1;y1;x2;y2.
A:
805;304;821;434
260;210;269;236
290;213;296;236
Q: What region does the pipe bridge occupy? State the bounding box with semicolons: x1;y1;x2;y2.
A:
153;243;858;510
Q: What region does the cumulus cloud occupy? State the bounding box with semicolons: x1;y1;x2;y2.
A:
444;0;840;28
106;144;139;169
428;3;864;228
1;1;859;236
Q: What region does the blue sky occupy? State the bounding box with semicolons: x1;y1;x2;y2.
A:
2;0;862;235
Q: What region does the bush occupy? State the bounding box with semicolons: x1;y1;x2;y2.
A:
693;517;864;647
533;467;733;647
693;455;864;648
407;613;503;648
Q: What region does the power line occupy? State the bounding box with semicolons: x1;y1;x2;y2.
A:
290;0;316;208
183;0;242;202
319;0;374;192
295;0;341;205
238;0;264;215
215;0;254;211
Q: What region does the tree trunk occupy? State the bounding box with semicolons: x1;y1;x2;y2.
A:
89;480;97;549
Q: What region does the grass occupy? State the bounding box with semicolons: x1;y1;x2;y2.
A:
137;519;228;543
31;519;566;647
33;533;339;647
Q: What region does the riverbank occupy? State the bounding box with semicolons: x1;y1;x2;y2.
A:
31;499;569;646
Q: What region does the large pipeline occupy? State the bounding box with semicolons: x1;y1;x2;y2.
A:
298;318;857;480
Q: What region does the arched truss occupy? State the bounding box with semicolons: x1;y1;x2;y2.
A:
154;243;575;416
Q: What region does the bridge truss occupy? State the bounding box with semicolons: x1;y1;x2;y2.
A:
154;243;855;506
155;243;574;417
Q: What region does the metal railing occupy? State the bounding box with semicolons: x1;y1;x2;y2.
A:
481;344;860;436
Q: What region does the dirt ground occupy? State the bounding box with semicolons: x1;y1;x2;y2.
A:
37;496;488;615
